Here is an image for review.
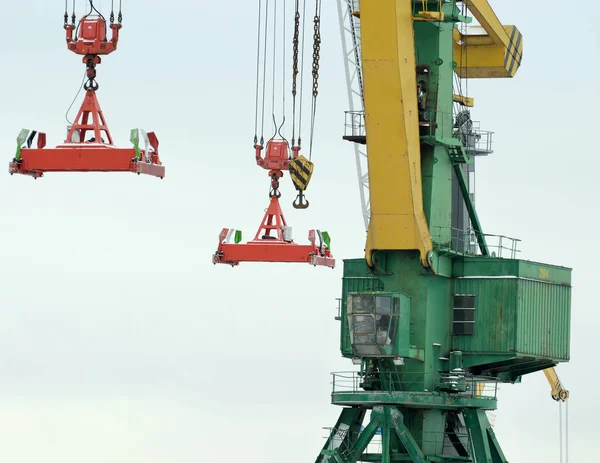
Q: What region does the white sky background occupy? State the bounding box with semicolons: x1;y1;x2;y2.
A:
0;1;596;462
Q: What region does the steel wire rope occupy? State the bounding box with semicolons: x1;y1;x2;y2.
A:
270;0;277;138
277;0;287;140
260;0;270;144
559;401;564;463
565;400;569;463
462;2;469;98
254;0;263;144
297;0;308;147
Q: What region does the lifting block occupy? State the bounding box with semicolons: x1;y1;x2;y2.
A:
212;196;335;268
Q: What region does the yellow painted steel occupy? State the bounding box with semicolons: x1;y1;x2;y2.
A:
464;0;509;46
454;0;523;78
543;367;570;402
289;155;314;192
453;94;474;107
360;0;432;267
475;382;485;396
415;0;444;21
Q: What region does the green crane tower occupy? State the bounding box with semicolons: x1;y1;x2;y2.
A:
316;1;572;462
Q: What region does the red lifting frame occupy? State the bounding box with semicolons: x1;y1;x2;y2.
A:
9;15;163;179
9;89;164;179
213;196;335;268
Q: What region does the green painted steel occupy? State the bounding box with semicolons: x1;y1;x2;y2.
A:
453;257;572;285
317;2;572;462
453;271;570;361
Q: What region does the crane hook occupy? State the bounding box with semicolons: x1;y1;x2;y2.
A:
293;190;309;209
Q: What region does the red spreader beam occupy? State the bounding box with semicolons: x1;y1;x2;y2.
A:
9;89;164;179
213;196;335;268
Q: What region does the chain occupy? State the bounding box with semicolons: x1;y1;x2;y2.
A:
292;6;300;98
311;1;321;99
308;0;322;159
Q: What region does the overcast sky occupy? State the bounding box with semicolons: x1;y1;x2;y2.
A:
0;1;596;462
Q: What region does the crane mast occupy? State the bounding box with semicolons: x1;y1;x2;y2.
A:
318;2;572;462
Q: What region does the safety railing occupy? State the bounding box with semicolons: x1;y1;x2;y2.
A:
431;226;521;259
335;298;343;321
459;119;494;156
343;110;493;157
344;110;366;138
331;371;498;399
419;110;494;156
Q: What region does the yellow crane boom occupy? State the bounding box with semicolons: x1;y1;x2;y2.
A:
543;367;569;402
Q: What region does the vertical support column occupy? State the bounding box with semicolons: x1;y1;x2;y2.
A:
381;418;391;463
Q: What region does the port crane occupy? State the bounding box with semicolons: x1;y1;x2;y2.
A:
9;0;164;179
309;1;572;462
339;0;572;455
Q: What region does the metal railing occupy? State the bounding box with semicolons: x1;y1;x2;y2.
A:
419;110;494;157
431;226;521;259
335;298;343;321
331;371;498;399
343;110;493;157
344;110;366;138
458;119;494;156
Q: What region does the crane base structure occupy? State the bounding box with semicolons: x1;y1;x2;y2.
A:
317;255;571;463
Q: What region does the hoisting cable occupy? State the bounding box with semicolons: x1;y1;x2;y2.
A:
308;0;322;160
260;0;270;145
65;0;76;26
559;401;563;463
297;0;308;148
270;0;278;139
565;400;569;463
110;0;122;24
291;0;300;147
254;0;263;145
278;0;286;139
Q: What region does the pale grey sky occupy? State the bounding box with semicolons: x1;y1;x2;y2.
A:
0;1;596;462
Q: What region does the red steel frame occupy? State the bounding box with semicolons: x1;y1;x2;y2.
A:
213;196;335;268
9;89;164;178
9;16;164;179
